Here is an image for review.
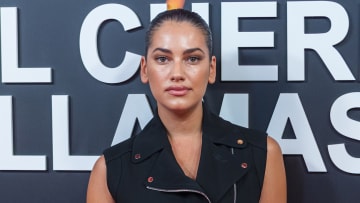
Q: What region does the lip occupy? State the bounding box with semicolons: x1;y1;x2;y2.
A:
165;86;191;96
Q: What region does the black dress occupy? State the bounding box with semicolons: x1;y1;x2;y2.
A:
104;106;267;203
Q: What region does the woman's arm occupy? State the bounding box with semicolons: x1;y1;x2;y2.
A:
259;136;287;203
87;155;115;203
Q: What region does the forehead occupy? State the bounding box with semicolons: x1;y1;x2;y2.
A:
150;21;207;49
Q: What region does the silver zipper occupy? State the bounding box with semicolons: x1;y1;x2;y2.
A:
231;148;237;203
146;186;212;203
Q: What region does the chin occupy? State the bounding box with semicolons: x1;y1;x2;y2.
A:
163;101;201;113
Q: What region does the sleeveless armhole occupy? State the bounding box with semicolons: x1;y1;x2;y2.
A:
103;148;123;200
241;127;267;190
251;135;267;189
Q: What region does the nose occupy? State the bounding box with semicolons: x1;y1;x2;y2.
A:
170;59;185;82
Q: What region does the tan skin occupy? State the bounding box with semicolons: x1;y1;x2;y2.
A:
87;20;286;203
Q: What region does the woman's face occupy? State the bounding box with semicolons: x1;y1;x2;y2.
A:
141;20;216;114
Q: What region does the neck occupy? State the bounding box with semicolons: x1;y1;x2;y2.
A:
158;103;203;138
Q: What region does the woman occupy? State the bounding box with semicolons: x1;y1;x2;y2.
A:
87;9;286;203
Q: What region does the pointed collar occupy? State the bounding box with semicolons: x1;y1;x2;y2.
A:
196;106;252;201
131;104;249;163
130;105;255;202
131;111;169;163
201;105;248;149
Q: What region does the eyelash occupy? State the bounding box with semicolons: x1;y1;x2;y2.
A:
155;56;168;63
187;56;200;63
154;55;202;64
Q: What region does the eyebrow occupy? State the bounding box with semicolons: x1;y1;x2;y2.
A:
184;48;205;55
152;47;172;54
151;47;205;55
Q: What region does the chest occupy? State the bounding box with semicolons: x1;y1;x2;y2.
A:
169;136;202;180
112;146;262;203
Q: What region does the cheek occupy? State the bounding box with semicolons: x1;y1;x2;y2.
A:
193;69;210;83
190;71;210;94
147;70;167;93
148;79;162;98
148;69;166;82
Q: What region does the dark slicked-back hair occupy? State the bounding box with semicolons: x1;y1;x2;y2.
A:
145;9;213;58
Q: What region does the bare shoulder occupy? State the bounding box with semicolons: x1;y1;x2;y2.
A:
93;155;107;172
259;136;287;203
267;136;283;155
87;155;115;203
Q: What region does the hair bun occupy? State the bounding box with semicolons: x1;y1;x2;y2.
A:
166;0;185;10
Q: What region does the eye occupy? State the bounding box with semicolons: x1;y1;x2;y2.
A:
187;56;200;64
155;56;168;63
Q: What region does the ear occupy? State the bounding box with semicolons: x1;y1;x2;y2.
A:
140;56;149;84
208;56;216;84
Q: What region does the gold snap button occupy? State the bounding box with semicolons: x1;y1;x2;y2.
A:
237;139;244;145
